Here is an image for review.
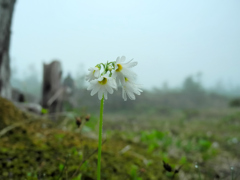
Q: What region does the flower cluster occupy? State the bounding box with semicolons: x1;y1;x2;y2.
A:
86;56;142;101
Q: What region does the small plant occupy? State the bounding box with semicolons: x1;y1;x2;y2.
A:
86;56;142;180
41;108;48;114
140;130;172;152
198;139;212;152
163;160;183;179
129;165;142;180
72;174;82;180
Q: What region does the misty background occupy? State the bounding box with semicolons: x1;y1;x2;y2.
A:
2;1;240;179
9;0;240;108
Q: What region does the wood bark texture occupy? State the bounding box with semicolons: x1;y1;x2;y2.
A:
0;0;16;99
42;60;63;114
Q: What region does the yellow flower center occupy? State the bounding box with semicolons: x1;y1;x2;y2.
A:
125;77;128;81
98;78;107;85
116;64;123;72
93;70;95;74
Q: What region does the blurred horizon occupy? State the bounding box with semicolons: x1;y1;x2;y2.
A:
10;0;240;90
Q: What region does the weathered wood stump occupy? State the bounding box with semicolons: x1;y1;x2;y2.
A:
42;61;63;114
0;0;17;99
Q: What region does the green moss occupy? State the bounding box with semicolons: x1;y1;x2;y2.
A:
1;98;239;179
0;97;29;129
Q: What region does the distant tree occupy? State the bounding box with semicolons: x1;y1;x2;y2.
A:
162;81;169;92
74;63;86;89
229;98;240;107
63;73;74;90
183;75;203;94
0;0;16;99
181;74;206;108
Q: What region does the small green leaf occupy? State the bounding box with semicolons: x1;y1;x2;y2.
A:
59;163;64;171
41;108;48;114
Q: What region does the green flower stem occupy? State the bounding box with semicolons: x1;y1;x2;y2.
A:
197;168;202;180
97;95;104;180
231;167;234;180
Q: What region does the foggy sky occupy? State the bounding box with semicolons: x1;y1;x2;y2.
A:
10;0;240;89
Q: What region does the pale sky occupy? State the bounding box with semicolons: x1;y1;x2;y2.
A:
10;0;240;89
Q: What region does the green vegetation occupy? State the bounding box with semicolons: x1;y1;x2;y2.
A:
0;97;240;179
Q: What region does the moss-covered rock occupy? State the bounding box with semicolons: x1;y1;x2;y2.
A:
0;97;29;129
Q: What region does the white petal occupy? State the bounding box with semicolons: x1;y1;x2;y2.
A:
87;83;94;90
133;90;141;95
109;79;117;90
127;91;136;100
90;84;101;96
94;70;100;78
124;59;138;68
105;85;113;94
122;89;127;101
120;56;126;63
98;92;102;100
112;72;117;78
104;91;108;99
98;88;104;100
114;74;121;87
97;76;104;81
116;56;120;63
121;69;137;80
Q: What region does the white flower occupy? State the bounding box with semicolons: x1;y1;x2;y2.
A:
85;67;100;82
122;78;142;101
86;56;142;101
87;75;117;100
112;56;138;86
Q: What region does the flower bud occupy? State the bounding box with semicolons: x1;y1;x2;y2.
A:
85;114;91;121
108;65;113;71
75;117;82;128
